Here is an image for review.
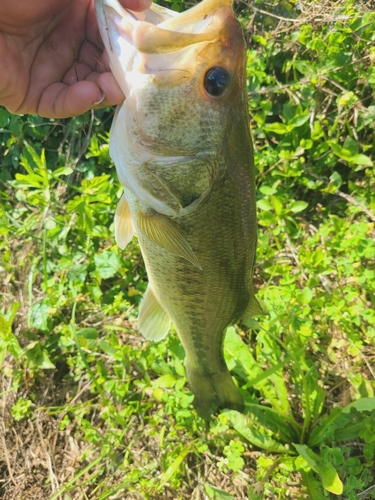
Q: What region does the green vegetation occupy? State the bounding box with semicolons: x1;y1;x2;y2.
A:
1;1;374;498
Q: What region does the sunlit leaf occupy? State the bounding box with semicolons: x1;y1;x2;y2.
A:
342;397;375;413
289;200;308;213
204;484;234;500
94;251;121;279
349;154;372;166
225;410;289;453
294;444;343;495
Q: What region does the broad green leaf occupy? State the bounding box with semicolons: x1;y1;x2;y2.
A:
76;328;99;348
259;184;278;196
24;341;55;369
225;323;291;416
294;444;343;495
288;113;310;127
342;397;375;413
67;264;88;283
152;374;179;388
289;200;308;213
243;358;290;389
98;340;118;357
225;410;288;453
334;422;365;442
66;196;84;212
328;141;352;160
0;314;11;338
343;135;359;156
36;349;55;369
297;287;313;305
328;141;372;166
301;470;327;500
0;108;9;127
204;484;234;500
308;408;342;447
242;318;261;330
244;402;296;442
257;199;273;211
81;174;110;194
329;171;342;190
94;251;120;279
0;305;23;363
349;154;373;166
24;143;47;170
77;328;99;340
291;60;315;75
271;196;283;216
224;327;261;382
30;303;50;332
15;172;46;188
54;166;73;177
253;330;293;415
337;91;358;107
263;122;289;134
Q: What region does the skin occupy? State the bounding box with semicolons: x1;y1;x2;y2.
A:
0;0;151;118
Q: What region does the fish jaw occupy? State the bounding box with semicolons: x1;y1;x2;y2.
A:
95;0;237;61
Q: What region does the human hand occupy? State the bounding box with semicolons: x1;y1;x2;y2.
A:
0;0;151;118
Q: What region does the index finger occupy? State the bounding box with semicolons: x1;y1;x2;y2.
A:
118;0;152;11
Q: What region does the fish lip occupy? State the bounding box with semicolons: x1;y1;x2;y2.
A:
96;0;235;53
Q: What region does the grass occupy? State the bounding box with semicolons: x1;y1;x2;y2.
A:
0;0;375;498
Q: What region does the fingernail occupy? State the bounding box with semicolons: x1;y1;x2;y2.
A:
92;92;106;107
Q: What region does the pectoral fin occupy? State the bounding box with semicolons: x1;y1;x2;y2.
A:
138;285;171;341
138;209;202;269
243;295;268;318
115;194;135;250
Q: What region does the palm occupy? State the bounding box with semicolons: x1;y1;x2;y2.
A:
0;0;148;118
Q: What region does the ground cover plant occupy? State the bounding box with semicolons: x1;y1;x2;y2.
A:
0;0;374;498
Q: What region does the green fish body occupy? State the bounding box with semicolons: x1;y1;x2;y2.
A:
96;0;262;418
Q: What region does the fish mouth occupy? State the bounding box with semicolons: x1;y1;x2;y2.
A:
96;0;234;56
96;0;239;104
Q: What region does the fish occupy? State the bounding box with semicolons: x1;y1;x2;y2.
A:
95;0;264;418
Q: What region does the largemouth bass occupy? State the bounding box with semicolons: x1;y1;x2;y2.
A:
95;0;263;418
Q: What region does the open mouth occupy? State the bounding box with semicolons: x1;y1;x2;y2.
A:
96;0;233;55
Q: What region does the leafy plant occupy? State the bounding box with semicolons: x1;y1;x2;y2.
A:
0;0;374;499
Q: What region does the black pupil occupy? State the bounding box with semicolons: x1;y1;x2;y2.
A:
204;67;230;97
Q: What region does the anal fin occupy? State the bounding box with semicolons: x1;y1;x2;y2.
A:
138;209;201;269
115;194;135;250
138;285;171;341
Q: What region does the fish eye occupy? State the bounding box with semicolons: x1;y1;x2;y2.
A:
204;66;230;97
